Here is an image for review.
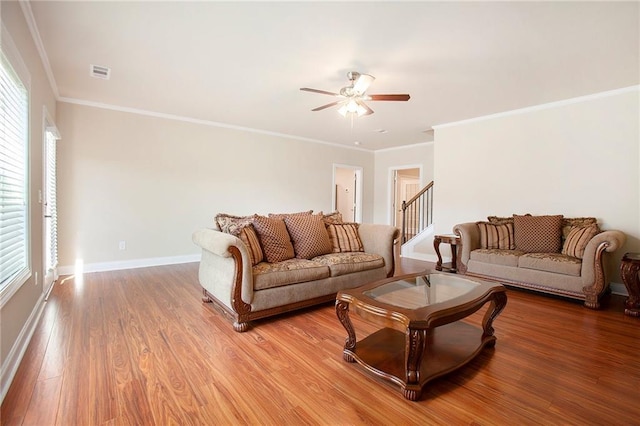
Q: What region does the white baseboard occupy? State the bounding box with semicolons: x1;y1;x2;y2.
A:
1;292;46;403
58;253;201;276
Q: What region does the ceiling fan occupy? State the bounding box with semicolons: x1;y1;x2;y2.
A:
300;71;410;117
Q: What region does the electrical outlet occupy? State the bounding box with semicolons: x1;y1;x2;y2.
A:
119;241;126;250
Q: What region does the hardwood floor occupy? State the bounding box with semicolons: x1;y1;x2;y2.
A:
2;258;639;425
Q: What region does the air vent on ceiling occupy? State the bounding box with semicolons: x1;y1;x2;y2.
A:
90;64;111;80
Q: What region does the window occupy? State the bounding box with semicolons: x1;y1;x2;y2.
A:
44;126;58;275
1;45;30;303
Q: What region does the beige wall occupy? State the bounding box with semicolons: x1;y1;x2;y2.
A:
433;87;640;281
56;102;375;271
1;3;57;381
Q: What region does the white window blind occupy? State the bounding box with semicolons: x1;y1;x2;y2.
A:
45;129;57;272
0;51;29;291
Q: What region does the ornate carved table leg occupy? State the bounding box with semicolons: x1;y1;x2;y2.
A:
620;253;640;317
335;300;357;362
403;328;427;401
434;235;444;271
482;291;508;346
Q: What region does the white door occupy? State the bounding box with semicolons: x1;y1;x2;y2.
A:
333;165;362;223
43;125;59;296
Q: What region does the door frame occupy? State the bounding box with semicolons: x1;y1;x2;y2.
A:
332;164;363;223
42;106;60;297
388;165;423;226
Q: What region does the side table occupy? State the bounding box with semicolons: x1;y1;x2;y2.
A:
434;234;460;273
620;253;640;317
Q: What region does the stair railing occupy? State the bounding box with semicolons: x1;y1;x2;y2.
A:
401;181;434;244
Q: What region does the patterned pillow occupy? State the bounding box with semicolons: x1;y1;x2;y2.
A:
562;224;600;259
477;222;515;250
267;210;313;220
513;214;563;253
487;216;514;225
251;216;295;263
562;217;597;241
238;225;264;266
322;211;344;225
284;214;332;259
215;213;253;236
326;223;364;253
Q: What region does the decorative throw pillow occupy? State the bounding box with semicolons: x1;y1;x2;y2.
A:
487;216;515;225
215;213;253;236
562;217;597;241
267;210;313;220
322;211;344;225
238;225;264;266
284;214;332;259
477;222;515;250
562;224;600;259
326;223;364;253
251;215;295;263
513;214;563;253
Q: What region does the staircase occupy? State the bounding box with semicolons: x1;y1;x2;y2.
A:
401;181;433;243
399;181;438;262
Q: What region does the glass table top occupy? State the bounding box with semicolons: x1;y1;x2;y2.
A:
363;273;481;310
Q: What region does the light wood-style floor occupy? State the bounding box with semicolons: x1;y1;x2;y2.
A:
2;259;639;425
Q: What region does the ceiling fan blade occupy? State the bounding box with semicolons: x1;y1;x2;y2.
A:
353;74;375;95
311;100;343;111
356;99;374;116
300;87;341;97
368;94;411;101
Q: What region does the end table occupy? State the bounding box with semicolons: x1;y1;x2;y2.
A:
620;253;640;317
434;234;460;273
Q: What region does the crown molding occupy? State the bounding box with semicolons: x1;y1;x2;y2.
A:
434;85;640;129
18;0;59;98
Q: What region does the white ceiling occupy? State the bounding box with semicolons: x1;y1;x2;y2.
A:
27;1;639;151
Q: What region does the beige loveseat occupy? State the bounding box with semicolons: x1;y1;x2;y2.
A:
453;215;626;309
193;211;399;331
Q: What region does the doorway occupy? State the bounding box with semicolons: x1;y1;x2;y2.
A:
332;164;362;223
390;166;421;228
43;111;60;297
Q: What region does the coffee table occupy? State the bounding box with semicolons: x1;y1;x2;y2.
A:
335;271;507;400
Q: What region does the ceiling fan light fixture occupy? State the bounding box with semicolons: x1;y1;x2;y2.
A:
352;73;375;95
338;99;367;117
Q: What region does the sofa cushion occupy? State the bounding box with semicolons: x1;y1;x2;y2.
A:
322;211;344;225
215;213;253;235
518;253;582;276
487;216;515;225
252;216;295;263
562;217;597;241
470;249;525;267
312;252;384;277
238;225;264;266
477;222;515;250
513;214;563;253
267;210;313;220
562;224;600;259
326;223;364;253
284;214;332;259
252;259;330;290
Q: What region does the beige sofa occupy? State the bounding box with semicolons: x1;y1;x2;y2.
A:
193;212;399;332
453;215;626;309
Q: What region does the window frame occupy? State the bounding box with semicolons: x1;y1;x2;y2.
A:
1;27;32;307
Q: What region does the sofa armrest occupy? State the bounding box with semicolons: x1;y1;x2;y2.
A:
453;222;480;272
192;228;254;308
580;230;626;308
358;223;400;277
